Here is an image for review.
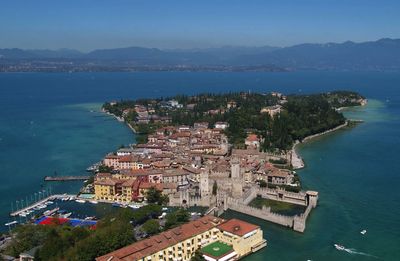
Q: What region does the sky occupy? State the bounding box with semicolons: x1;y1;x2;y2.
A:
0;0;399;51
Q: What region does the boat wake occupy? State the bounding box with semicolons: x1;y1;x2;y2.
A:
339;247;379;259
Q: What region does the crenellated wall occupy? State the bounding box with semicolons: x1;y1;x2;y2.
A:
226;197;295;228
222;187;318;233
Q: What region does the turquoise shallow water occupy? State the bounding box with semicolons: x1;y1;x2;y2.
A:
0;72;399;260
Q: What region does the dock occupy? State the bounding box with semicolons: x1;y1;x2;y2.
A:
44;176;91;181
10;194;75;217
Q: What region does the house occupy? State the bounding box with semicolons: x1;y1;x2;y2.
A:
260;105;282;117
264;164;294;185
194;122;209;129
214;122;229;130
226;101;237;109
245;134;260;149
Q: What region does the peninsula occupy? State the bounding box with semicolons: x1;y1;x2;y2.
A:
1;90;366;261
96;90;366;223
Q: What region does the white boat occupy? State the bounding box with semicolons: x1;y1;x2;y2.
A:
60;212;72;218
38;204;47;209
43;207;60;216
45;201;54;205
19;212;27;217
84;216;96;220
334;244;345;251
75;199;85;203
360;229;367;235
129;204;140;209
162;207;168;211
5;221;18;226
69;196;76;201
89;200;98;204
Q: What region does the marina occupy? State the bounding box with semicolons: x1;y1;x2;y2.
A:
9;194;75;217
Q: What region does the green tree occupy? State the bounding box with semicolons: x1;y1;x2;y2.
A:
191;250;206;261
259;180;267;188
165;208;190;229
145;187;168;205
142;219;160;236
98;165;112;173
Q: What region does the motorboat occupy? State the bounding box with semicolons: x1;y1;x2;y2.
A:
360;229;367;235
5;221;18;226
60;212;72;218
43;207;60;216
89;200;98;204
334;244;345;251
75;199;85;203
162;207;168;211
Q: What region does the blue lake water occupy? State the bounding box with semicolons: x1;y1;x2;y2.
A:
0;72;399;260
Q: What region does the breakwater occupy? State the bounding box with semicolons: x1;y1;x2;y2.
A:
44;176;91;181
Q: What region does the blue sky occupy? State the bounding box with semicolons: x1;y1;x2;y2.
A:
0;0;399;51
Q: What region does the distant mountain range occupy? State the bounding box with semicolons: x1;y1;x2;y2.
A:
1;38;399;71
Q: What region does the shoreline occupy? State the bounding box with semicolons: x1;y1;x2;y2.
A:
126;122;138;133
291;121;349;169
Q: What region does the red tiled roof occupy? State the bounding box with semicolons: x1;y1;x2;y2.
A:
217;218;259;237
139;182;163;191
246;134;259;142
96;216;224;261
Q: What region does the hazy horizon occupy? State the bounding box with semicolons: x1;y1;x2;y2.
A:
1;37;398;53
1;0;399;51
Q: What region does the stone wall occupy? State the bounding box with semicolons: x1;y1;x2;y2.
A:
222;186;318;233
226;197;295;228
255;187;308;206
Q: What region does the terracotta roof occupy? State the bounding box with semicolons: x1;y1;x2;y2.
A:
94;179;119;186
217;218;259;237
246;134;259;142
96;173;112;178
162;182;178;190
96;216;224;261
121;179;137;187
139;182;163;191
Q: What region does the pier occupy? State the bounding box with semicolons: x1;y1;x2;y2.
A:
44;176;91;181
10;194;75;217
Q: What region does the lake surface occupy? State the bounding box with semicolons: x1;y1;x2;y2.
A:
0;71;399;260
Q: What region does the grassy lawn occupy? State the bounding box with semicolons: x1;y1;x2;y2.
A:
249;196;306;216
201;241;233;258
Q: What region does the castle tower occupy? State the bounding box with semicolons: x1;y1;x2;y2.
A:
231;157;243;198
200;168;210;197
231;157;240;179
179;188;189;207
306;191;319;208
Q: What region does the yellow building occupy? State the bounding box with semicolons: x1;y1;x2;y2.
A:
94;176;163;203
96;216;266;261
